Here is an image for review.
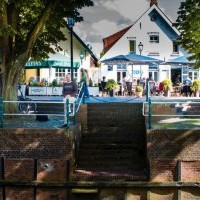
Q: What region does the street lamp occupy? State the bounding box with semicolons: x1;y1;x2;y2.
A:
67;17;75;81
138;42;144;79
79;50;84;65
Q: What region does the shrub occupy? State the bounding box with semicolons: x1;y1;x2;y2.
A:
136;85;143;92
162;79;172;90
105;79;119;91
190;79;200;92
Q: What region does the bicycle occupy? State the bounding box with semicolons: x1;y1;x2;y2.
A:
18;85;37;114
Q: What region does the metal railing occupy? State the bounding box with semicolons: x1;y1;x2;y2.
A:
143;98;200;129
0;83;85;128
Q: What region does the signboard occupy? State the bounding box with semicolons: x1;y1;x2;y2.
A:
46;87;63;95
29;87;47;95
117;64;127;70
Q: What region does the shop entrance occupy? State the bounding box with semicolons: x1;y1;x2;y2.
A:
117;71;127;95
171;67;181;85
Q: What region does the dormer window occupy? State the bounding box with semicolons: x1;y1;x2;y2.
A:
148;32;159;43
173;42;179;53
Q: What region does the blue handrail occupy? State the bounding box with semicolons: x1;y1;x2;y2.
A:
0;97;3;128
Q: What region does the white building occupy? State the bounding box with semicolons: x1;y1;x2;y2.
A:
100;0;199;85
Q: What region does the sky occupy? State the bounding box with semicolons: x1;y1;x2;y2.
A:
74;0;183;58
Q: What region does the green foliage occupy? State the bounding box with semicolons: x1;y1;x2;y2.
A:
49;79;62;87
190;79;200;92
162;79;172;90
136;85;143;92
176;0;200;68
0;0;94;99
1;0;94;60
105;79;119;91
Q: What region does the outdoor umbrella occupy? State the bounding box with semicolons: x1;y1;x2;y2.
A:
163;56;195;65
25;52;80;69
101;52;162;65
101;52;163;84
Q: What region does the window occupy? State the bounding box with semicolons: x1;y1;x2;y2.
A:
55;68;78;82
108;65;113;71
67;68;78;79
173;42;179;53
189;71;199;81
55;68;66;82
129;40;136;53
149;71;158;82
149;35;159;43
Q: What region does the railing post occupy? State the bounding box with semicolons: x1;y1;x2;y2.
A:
82;83;85;104
0;97;3;128
73;102;76;125
148;97;152;129
146;79;150;102
64;98;70;127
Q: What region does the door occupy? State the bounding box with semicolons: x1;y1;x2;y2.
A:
117;71;127;95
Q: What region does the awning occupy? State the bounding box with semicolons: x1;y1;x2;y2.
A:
25;53;80;69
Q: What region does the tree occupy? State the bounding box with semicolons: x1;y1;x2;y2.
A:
176;0;200;68
0;0;93;101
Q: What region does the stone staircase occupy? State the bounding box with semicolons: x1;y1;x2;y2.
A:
71;103;147;181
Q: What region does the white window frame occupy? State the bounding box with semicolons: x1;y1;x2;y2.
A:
148;32;159;43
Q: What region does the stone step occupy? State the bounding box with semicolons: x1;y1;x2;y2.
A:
83;126;145;133
77;159;145;169
78;149;142;158
72;168;147;181
81;136;145;142
87;121;145;128
79;142;140;150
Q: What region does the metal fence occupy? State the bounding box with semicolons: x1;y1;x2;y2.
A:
143;99;200;129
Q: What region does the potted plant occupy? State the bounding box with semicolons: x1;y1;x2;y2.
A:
105;79;119;97
135;85;143;97
190;79;200;97
162;79;172;97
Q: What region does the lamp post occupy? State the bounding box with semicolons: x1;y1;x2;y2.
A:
138;42;144;79
67;17;75;81
79;50;84;65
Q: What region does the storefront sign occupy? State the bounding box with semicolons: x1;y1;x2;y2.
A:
29;87;47;95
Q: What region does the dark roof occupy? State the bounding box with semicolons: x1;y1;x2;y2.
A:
103;25;133;54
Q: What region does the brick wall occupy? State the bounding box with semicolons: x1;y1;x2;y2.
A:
147;129;200;182
0;127;79;199
0;128;72;159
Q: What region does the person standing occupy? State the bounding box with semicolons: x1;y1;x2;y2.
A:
62;74;78;124
80;68;90;98
100;76;107;96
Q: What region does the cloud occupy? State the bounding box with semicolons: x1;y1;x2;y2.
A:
104;0;149;21
92;20;121;38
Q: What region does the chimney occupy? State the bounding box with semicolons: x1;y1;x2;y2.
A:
150;0;158;7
